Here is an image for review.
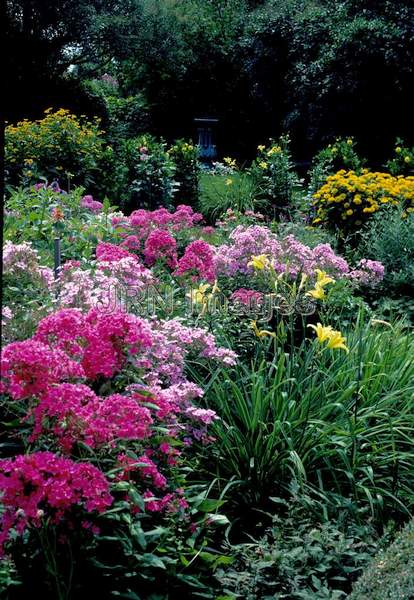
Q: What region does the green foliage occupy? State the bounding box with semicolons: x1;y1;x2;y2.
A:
121;134;177;212
216;505;381;599
5;109;106;191
274;219;339;250
349;519;414;600
358;208;414;297
168;139;200;206
308;137;365;195
3;186;119;262
249;135;301;218
198;171;261;222
194;319;414;520
84;77;150;146
386;138;414;176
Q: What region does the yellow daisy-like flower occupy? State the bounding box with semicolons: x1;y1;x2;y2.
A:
259;161;268;170
404;156;411;164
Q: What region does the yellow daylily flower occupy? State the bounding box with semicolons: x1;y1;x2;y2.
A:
250;321;276;339
257;144;265;152
326;330;349;353
306;284;325;300
225;178;233;186
187;283;211;305
308;323;349;352
308;323;333;343
247;254;270;270
315;269;335;287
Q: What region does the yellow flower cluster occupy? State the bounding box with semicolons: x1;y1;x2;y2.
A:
313;169;414;227
223;157;237;169
168;141;195;156
5;108;104;178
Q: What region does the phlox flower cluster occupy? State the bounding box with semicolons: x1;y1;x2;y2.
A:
0;300;235;540
28;383;153;451
34;307;153;380
58;246;154;310
112;205;203;247
129;382;219;445
347;259;385;285
96;242;135;262
117;454;167;489
144;229;178;268
80;194;103;213
58;263;119;310
214;225;384;284
3;240;54;287
1;308;236;399
0;452;112;553
174;240;216;283
231;288;264;307
140;319;237;386
0;339;84;400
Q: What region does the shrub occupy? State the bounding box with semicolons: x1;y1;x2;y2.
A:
249;135;301;219
216;507;380;599
312;170;414;232
357;207;414;322
5;109;106;191
358;208;414;297
349;519;414;600
3;185;119;262
386;138;414;176
122;134;177;212
168;139;200;206
308;137;365;195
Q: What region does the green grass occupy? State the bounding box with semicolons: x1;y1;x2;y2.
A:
198;172;261;221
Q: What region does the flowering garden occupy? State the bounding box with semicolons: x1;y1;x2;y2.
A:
1;108;414;600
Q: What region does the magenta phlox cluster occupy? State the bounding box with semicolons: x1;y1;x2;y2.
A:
0;452;112;553
28;384;153;451
174;240;216;283
144;229;178;269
